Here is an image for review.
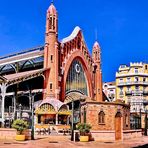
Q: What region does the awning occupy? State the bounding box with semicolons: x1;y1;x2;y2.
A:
58;111;72;115
35;98;70;115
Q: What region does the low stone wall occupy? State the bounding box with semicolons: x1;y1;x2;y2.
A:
23;129;31;140
0;128;31;140
123;130;142;140
0;128;16;140
90;130;115;141
91;129;142;141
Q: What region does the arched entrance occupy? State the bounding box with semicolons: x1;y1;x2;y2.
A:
115;111;122;140
65;92;87;124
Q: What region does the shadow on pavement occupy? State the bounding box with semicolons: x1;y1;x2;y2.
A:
133;144;148;148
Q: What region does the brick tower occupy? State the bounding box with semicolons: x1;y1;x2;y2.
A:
44;2;60;99
92;41;103;102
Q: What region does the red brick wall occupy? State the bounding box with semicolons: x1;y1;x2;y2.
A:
81;102;130;131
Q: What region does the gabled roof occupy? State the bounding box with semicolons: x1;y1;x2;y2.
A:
61;26;81;43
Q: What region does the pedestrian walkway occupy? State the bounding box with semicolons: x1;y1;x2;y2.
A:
0;136;148;148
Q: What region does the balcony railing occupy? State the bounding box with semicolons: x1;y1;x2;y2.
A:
118;81;148;86
126;90;148;96
116;72;148;77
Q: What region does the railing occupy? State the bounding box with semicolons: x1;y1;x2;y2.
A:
4;106;30;113
118;81;148;86
116;72;148;77
126;90;148;96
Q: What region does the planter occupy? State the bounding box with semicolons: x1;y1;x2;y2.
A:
15;135;25;141
80;136;89;142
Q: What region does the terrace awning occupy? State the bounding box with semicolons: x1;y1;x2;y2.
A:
35;98;71;115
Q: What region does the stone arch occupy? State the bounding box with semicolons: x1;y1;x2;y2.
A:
98;110;105;124
115;111;122;118
61;50;93;101
115;111;122;140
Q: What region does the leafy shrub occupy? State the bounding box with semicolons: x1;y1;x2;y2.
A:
12;119;29;135
76;123;91;136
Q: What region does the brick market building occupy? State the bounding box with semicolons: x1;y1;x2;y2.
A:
0;2;141;141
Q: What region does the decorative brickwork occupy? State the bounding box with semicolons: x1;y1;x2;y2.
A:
81;102;130;131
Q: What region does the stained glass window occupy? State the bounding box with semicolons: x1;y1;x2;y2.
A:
66;59;88;95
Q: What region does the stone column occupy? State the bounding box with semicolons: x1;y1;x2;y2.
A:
67;116;70;125
29;94;32;110
0;83;7;127
13;95;16;120
56;113;58;125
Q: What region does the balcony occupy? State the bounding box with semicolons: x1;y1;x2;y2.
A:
125;90;148;96
116;72;148;77
118;81;148;86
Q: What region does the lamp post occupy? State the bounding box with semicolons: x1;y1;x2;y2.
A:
84;107;86;123
30;92;35;140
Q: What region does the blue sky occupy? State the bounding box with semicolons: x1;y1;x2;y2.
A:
0;0;148;82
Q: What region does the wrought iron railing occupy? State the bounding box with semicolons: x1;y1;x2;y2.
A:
118;81;148;86
126;90;148;96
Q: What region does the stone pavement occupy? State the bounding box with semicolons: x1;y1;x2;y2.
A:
0;135;148;148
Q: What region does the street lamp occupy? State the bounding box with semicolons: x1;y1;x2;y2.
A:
30;92;35;140
84;107;86;123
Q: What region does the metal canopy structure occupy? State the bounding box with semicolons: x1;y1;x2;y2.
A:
0;68;49;126
3;68;47;86
64;92;88;104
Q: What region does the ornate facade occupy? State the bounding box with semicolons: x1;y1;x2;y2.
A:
0;2;133;141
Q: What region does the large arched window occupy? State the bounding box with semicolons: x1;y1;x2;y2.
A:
66;59;88;95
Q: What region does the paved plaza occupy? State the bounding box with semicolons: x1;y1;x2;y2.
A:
0;136;148;148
